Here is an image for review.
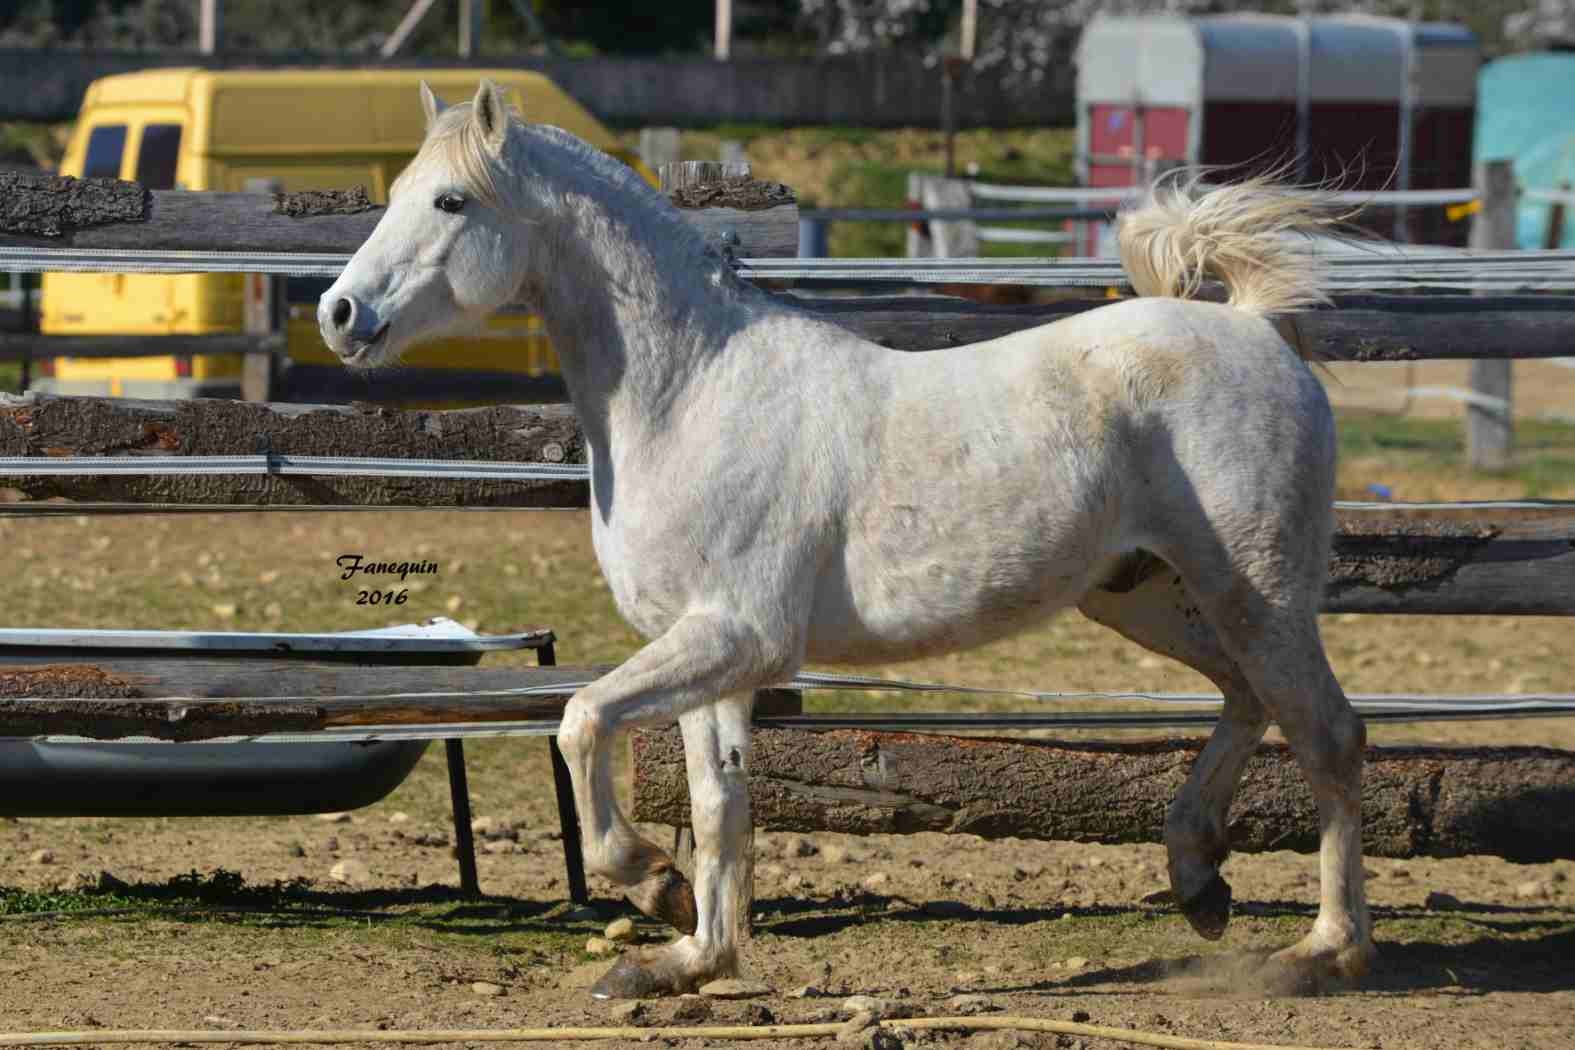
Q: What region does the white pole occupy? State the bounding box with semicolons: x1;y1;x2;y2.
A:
199;0;221;54
459;0;483;59
715;0;732;60
382;0;441;58
960;0;977;61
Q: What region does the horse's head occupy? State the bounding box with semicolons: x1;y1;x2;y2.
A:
319;80;528;368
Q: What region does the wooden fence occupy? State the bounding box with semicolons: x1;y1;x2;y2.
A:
2;169;1573;864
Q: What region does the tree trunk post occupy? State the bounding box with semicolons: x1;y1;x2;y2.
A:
1468;159;1517;472
241;178;282;403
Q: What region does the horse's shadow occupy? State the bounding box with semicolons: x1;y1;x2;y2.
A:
753;893;1575;996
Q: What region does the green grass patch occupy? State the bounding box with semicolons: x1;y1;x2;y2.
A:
1337;413;1575;495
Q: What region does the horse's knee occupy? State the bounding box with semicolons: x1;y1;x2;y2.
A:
557;697;607;764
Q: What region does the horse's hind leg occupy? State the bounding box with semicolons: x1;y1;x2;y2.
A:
1079;564;1269;939
1170;562;1374;988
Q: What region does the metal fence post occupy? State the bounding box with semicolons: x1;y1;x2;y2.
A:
1467;160;1516;472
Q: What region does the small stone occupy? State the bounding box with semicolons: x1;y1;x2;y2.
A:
1389;866;1411;879
670;995;712;1022
202;1016;241;1029
1425;891;1463;910
388;812;411;824
1071;1009;1091;1023
315;812;351;824
471;816;514;840
861;872;891;893
746;1003;776;1026
837;1011;877;1042
29;849;54;866
1063;956;1089;970
324;837;340;852
821;843;852;864
470;981;505;997
787;835;819;857
1515;880;1549;900
481;840;516;855
329;859;371;885
286;843;306;858
585;936;617;956
609;1001;647;1025
786;984;821;999
840;995;915;1021
605;917;636;942
212;603;238;620
699;978;772;999
943;993;998;1015
952;971;980;988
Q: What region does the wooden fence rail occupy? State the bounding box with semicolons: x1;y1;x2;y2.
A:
0;172;799;258
4;393;1574;616
7;293;1575;368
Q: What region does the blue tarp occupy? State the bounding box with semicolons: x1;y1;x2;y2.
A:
1476;54;1575;249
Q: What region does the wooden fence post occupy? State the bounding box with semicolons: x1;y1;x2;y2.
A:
905;172;934;259
241;178;282;403
639;127;681;174
1543;181;1569;250
1468;160;1517;471
921;176;979;258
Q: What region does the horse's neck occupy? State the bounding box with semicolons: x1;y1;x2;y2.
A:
516;130;761;454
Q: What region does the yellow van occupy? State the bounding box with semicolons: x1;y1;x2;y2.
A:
39;68;651;400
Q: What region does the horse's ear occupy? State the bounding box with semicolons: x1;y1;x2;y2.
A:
419;81;447;130
471;79;509;152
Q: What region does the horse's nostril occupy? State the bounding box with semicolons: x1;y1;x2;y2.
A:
332;298;353;329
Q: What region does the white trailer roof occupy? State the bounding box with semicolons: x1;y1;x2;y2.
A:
1078;14;1478;108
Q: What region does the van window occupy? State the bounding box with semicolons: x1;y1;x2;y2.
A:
286;277;335;305
82;125;127;179
136;124;183;189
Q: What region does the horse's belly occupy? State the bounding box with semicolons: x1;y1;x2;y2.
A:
806;539;1102;665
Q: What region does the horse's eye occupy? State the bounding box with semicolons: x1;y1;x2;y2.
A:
435;193;466;214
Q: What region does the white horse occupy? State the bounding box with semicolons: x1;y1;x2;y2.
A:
320;81;1373;998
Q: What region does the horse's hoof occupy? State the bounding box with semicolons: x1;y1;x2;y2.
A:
589;952;692;1000
629;866;698;936
1178;873;1232;941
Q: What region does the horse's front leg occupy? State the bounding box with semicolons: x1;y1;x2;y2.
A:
592;692;755;999
554;614;780;995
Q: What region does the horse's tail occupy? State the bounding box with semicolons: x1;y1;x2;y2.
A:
1116;171;1344;327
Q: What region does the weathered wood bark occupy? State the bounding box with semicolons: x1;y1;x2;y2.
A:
0;172;799;258
632;727;1575;863
0;394;589;508
0;661;802;741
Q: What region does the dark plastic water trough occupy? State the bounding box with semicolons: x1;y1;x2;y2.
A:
0;618;539;818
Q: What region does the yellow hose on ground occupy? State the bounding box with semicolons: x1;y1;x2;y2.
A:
0;1016;1355;1050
